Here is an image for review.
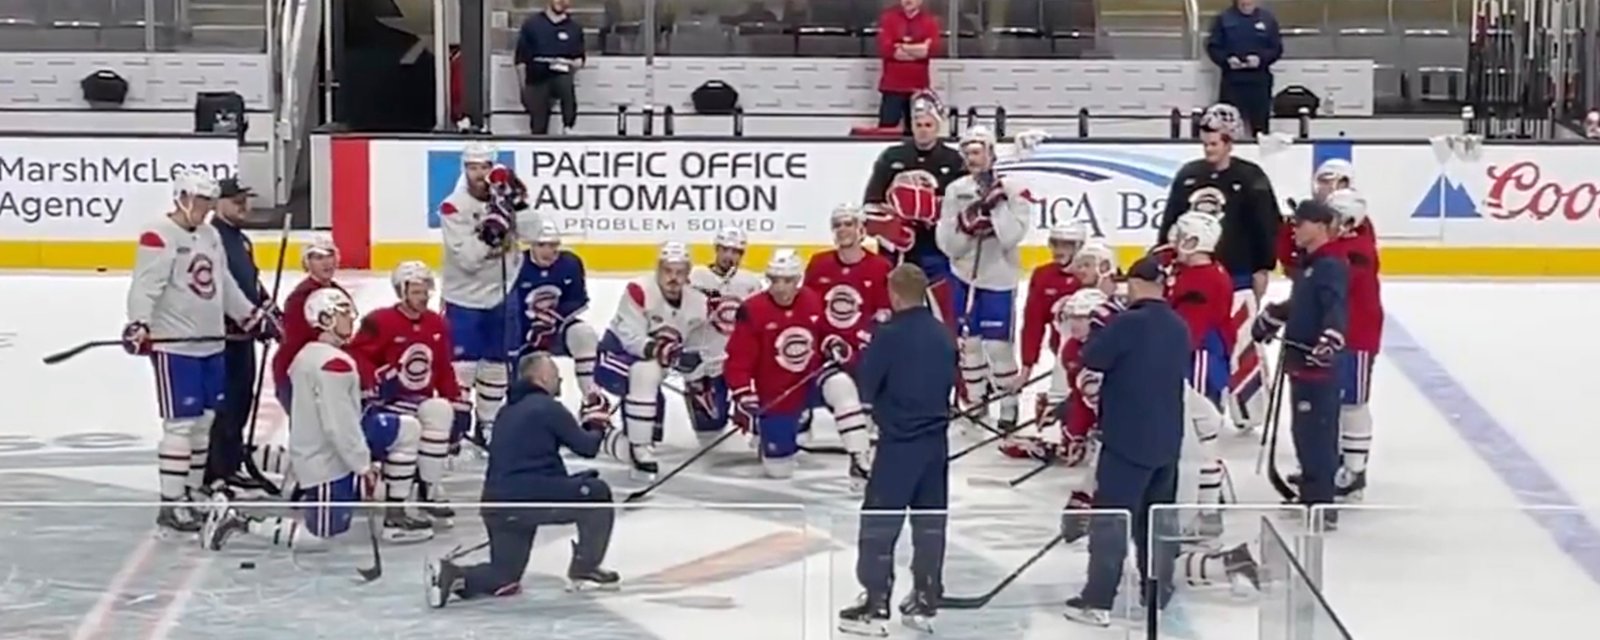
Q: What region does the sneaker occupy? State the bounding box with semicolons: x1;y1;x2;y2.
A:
1062;595;1112;628
200;494;248;551
383;507;435;543
566;566;621;592
837;592;890;637
425;557;464;609
897;590;937;633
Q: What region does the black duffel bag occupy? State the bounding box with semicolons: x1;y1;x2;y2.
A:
691;80;740;115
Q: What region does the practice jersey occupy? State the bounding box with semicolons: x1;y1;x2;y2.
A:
803;249;892;363
272;277;351;386
1020;263;1082;370
689;265;764;378
508;250;590;353
1167;261;1236;353
607;277;715;377
1328;221;1383;352
126;216;257;358
724;289;827;416
346;306;465;407
1058;337;1100;439
1155;158;1283;279
935;175;1031;291
437;184;524;309
288;342;370;488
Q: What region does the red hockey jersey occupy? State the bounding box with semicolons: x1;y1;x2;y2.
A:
1328;221;1383;352
724;289;827;416
1167;261;1236;353
803;249;892;365
271;276;351;388
1059;337;1099;439
1275;220;1298;278
346;305;464;403
1020;263;1082;369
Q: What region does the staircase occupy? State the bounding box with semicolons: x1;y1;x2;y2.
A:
185;0;268;50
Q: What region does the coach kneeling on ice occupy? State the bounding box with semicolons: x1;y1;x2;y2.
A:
427;353;622;608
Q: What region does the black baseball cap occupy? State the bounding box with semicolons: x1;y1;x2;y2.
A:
1126;256;1165;283
1292;199;1337;225
218;177;254;198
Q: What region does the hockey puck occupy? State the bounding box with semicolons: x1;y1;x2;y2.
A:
239;561;256;570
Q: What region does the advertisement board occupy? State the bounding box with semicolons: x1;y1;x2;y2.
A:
0;136;239;240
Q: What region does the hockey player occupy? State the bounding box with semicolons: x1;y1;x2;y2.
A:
1278;158;1352;278
509;220;599;397
803;204;894;368
995;219;1087;456
440;142;533;448
426;353;622;608
1323;188;1381;500
595;242;715;476
1165;213;1234;534
724;250;874;480
124;169;279;533
202;288;433;552
684;228;764;442
935;125;1032;434
344;261;466;527
271;234;346;412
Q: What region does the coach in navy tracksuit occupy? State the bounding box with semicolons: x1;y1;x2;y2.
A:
208;178;273;490
843;263;959;628
427;353;617;607
1064;257;1189;627
1254;201;1348;507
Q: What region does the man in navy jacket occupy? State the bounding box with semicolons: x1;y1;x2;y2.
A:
1206;0;1283;135
426;353;620;608
207;178;273;492
1064;257;1189;628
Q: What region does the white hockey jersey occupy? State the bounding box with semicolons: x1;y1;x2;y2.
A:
608;277;715;379
288;341;370;488
688;265;764;379
935;176;1030;291
437;184;541;309
126;216;256;358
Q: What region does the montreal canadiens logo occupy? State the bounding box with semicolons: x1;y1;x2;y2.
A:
651;326;684;345
774;326;814;373
524;284;562;320
399;343;433;391
710;296;740;335
187;254;216;299
823;284;863;329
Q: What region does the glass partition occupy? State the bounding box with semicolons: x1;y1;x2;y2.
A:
0;501;809;638
1147;503;1309;639
1258;515;1354;640
0;0;267;52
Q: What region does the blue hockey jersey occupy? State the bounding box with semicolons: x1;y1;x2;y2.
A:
508;250;590;355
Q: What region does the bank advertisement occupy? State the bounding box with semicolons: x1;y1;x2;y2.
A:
0;136;239;240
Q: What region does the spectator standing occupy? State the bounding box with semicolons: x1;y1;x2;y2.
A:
875;0;941;129
516;0;586;135
1205;0;1282;136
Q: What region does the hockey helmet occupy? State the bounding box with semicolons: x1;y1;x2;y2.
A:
172;168;220;202
713;227;748;251
831;203;866;224
1314;158;1354;185
1199;103;1244;139
391;260;435;293
765;248;804;279
1073;242;1118;279
1064;288;1109;318
1173;212;1222;255
960;125;997;150
531;219;563;244
1047;219;1088;245
1324;188;1369;229
305;287;356;331
1188;186;1227;216
461;142;497;167
658;241;691;266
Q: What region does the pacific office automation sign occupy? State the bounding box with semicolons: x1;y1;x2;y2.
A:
0;136;239;240
365;138;1313;246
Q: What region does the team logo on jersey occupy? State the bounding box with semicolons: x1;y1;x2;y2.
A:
523;284;563;321
399;343;434;391
187;254;216;299
774;326;815;373
822;284;864;330
651;326;685;346
708;295;741;335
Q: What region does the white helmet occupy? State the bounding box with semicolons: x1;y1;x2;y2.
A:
1173;212;1222;255
461;142;497;166
305;287;356;332
1048;219;1088;244
658;241;691;266
531;219;563;244
301;233;337;263
1064;288;1109;317
1325;188;1369;229
1188;186;1227;216
1314;158;1354;185
1073;242;1118;279
765;248;804;279
960;125;996;150
390;260;434;294
1199;103;1243;139
713;228;748;251
831;203;865;223
172;169;219;202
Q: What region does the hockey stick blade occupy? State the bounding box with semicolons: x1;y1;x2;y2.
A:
356;509;383;582
624;427;739;503
43;335;249;365
798;444;848;455
940;533;1065;609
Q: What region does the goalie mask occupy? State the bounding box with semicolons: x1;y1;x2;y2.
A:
1188;186;1227;216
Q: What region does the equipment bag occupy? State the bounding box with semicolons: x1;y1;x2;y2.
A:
80;70;130;108
195;91;249;142
1272;85;1321;118
691;80;740;115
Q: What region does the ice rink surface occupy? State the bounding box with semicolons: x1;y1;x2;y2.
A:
1;271;1598;639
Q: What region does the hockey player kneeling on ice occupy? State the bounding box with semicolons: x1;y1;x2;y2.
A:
510;220;600;396
426;353;621;608
723;250;873;480
839;264;957;637
595;242;715;477
685;228;763;444
203;288;434;552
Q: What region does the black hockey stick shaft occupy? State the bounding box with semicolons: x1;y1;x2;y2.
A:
949;413;1042;462
1008;457;1055;487
42;335;251;365
940;532;1064;609
357;507;383;582
1263;352;1297;502
242;214;293;492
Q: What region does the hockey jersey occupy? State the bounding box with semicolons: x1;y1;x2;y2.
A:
803;249;892;365
724;289;827;416
1328;221;1382;352
346;306;465;407
1155;158;1283;279
1057;337;1100;440
689;265;764;378
509;250;590;354
437;184;533;309
288;341;370;488
607;278;715;378
935;175;1031;290
272;276;350;387
126;216;257;358
1167;261;1235;353
1020;264;1082;370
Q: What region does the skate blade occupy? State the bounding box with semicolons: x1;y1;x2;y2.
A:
566;579;621;593
900;614;935;634
1062;609;1112;628
836;619;889;637
629;469;658;482
383;529;435;544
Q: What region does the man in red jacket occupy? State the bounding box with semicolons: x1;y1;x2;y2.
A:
876;0;941;129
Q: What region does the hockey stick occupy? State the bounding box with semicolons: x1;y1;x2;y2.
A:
356;507;383;582
1262;351;1297;502
948;413;1043;462
241;214;293;493
940;532;1064;609
967;456;1055;489
42;335;252;365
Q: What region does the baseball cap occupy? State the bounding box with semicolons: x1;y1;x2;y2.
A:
218;177;254;198
1126;256;1165;284
1292;199;1337;225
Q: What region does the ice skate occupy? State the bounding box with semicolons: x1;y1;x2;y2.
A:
425;557;464;609
1221;543;1261;592
629;444;659;478
200;494;248;551
416;481;455;526
897;590;937;633
383;507;434;543
223;471;276;500
156;498;202;535
837;592;890;637
1062;595;1112;628
566;566;622;592
1335;468;1367;502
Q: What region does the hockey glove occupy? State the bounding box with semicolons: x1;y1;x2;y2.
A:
886;169;941;227
643;335;682;369
1251;302;1288;344
1308;328;1345;367
580;392;613;432
730;389;760;434
487;165;530;212
820;334;852;368
120;321;151;356
242;304;282;342
978;173;1008;210
673;351;703;375
686;378;720;420
1061;432;1089;467
477;207;514;249
863;208;916;254
957;202;994;236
